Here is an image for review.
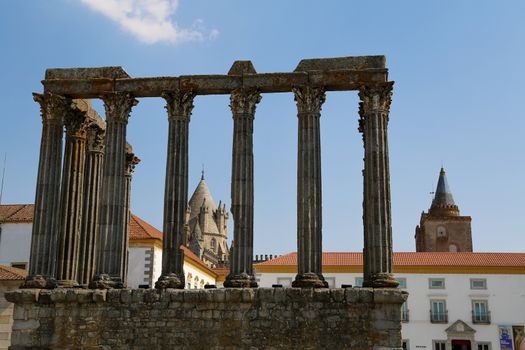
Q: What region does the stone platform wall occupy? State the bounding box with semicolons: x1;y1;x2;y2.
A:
6;287;407;349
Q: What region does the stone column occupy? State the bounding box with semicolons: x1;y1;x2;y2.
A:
155;90;194;289
122;146;140;285
358;82;398;288
77;124;105;285
21;93;70;289
90;93;138;289
224;88;261;288
292;86;328;288
56;108;91;286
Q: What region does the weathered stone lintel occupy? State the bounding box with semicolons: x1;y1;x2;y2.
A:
6;288;407;349
42;69;388;98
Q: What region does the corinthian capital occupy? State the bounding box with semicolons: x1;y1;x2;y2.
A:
292;86;326;115
102;92;138;123
87;125;105;153
64;109;91;139
162;90;195;121
125;151;141;176
229;89;262;116
358;82;394;114
33;92;72;125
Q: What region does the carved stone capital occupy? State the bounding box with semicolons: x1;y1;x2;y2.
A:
64;109;91;139
125;152;141;176
229;89;262;116
87;125;105;153
358;82;393;115
293;86;326;115
33;92;72;125
162;90;195;121
102;92;138;123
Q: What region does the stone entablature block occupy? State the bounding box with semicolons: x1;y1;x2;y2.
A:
6;287;407;349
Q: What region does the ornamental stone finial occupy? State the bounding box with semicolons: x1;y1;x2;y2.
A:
292;86;326;115
162;90;195;120
229;89;262;116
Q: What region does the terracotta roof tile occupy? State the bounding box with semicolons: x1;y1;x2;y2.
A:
129;214;163;241
257;252;525;267
0;265;28;281
0;204;34;223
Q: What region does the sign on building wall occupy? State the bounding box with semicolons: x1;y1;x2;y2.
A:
500;326;515;350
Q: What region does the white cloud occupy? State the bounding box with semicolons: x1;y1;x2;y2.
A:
80;0;217;44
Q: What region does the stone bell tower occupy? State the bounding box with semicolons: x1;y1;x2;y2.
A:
415;168;473;252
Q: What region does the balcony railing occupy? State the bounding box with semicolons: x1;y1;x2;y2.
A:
472;310;491;324
430;310;448;323
401;309;410;322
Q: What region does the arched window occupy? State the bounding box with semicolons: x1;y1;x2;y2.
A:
449;244;458;252
210;238;217;252
187;273;193;289
194;276;199;289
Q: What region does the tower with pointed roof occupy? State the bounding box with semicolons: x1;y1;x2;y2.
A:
186;172;229;268
415;168;473;252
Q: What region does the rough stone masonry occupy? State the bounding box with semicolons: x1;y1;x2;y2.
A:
6;287;407;349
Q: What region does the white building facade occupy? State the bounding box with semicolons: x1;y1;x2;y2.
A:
255;252;525;350
0;204;217;290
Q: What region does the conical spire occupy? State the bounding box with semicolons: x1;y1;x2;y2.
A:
430;167;459;216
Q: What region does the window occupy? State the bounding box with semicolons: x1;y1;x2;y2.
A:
433;340;446;350
210;238;216;252
430;300;447;323
355;277;363;287
470;278;487;290
402;340;409;350
401;302;409;322
472;300;490;324
10;262;27;270
449;244;458;252
429;278;445;289
477;343;491;350
396;277;407;289
276;277;292;287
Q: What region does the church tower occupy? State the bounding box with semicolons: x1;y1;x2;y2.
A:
186;172;230;267
415;168;473;252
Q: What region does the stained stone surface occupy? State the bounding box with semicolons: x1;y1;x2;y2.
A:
294;55;386;72
45;66;130;79
6;288;407;350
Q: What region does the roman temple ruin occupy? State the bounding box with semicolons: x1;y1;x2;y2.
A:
7;55;407;349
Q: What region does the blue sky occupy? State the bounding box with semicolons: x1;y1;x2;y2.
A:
0;1;524;254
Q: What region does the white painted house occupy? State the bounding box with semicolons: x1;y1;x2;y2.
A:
0;204;217;289
255;252;525;350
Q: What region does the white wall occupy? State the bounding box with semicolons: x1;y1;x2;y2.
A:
127;246;150;288
257;271;525;349
184;262;215;289
0;223;32;266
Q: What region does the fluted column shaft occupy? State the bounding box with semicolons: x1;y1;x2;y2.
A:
358;82;398;288
292;86;328;288
224;89;261;288
122;149;140;285
156;90;194;289
56;109;90;286
22;93;70;289
90;93;137;289
77;125;105;285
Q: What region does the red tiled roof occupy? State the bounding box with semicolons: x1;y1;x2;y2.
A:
0;265;28;281
181;245;216;275
257;252;525;267
128;214;164;241
0;204;34;223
